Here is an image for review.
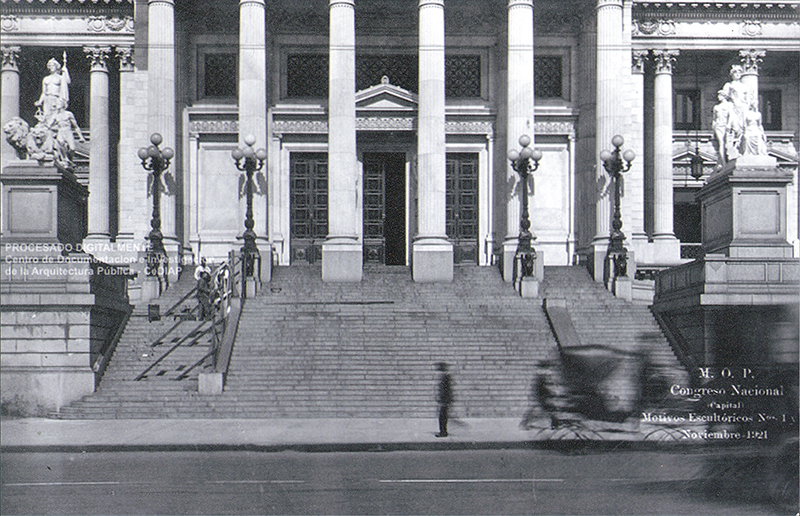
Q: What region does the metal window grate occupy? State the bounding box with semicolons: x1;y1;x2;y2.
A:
535;56;562;99
446;55;481;98
203;53;237;98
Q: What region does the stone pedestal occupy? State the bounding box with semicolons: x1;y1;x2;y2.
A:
699;156;794;259
412;238;453;283
1;163;87;247
322;237;362;282
653;158;799;368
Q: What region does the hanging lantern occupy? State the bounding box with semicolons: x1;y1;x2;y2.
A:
690;147;704;180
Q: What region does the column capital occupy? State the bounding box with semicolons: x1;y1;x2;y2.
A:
597;0;623;10
420;0;445;6
148;0;174;5
240;0;265;5
632;49;648;74
739;49;766;75
1;46;21;72
84;46;112;72
329;0;355;7
508;0;534;8
653;49;679;75
116;46;134;71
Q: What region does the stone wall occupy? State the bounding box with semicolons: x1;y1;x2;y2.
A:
0;259;130;417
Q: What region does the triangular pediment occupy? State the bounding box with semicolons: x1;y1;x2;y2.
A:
356;76;417;111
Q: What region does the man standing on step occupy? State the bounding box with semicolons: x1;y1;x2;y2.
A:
435;362;453;437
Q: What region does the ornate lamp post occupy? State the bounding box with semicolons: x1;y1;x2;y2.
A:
599;134;635;286
231;134;267;277
138;133;174;286
508;134;543;284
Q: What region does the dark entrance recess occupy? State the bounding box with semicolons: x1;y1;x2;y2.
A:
363;153;406;265
446;154;479;264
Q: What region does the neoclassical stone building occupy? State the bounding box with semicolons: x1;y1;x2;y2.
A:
1;0;798;288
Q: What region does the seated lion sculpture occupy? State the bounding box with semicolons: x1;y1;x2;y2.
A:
3;117;30;159
25;122;57;163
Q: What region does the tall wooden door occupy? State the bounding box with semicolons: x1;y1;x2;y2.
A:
289;153;328;264
446;154;479;264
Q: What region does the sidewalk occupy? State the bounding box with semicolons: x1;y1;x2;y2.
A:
0;417;694;452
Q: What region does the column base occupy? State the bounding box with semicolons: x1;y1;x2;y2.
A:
82;234;112;262
652;235;681;265
412;237;453;283
322;237;362;282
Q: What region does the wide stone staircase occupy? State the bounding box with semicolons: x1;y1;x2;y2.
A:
54;265;687;420
55;273;222;419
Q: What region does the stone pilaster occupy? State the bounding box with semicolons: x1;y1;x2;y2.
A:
629;49;649;249
503;0;535;281
592;0;624;280
239;0;269;257
739;49;765;109
114;46;149;266
83;46;112;246
1;46;21;171
147;0;178;263
652;49;680;261
322;0;362;282
413;0;453;283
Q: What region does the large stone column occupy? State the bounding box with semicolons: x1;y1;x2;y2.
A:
323;0;362;282
592;0;624;280
83;46;112;246
503;0;535;282
238;0;269;274
1;46;20;172
652;49;680;260
147;0;178;261
739;49;765;110
413;0;453;283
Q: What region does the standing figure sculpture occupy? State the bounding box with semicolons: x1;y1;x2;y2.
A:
35;53;71;124
712;90;735;166
712;64;769;166
49;97;85;167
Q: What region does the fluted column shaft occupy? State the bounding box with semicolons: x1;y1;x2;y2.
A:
417;0;447;239
84;46;111;241
653;49;678;240
1;46;21;171
147;0;176;242
503;0;535;281
412;0;453;282
594;0;624;245
323;0;362;281
239;0;268;245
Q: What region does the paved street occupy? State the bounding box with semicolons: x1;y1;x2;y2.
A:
1;448;787;515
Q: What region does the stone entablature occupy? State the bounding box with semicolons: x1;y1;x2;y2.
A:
632;1;799;46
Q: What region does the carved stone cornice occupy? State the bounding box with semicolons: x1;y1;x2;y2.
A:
87;15;134;33
632;18;675;36
739;48;766;74
534;121;576;137
653;49;679;74
83;45;111;72
189;120;239;134
632;49;649;74
633;1;799;21
1;45;21;72
115;46;133;71
1;15;20;32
